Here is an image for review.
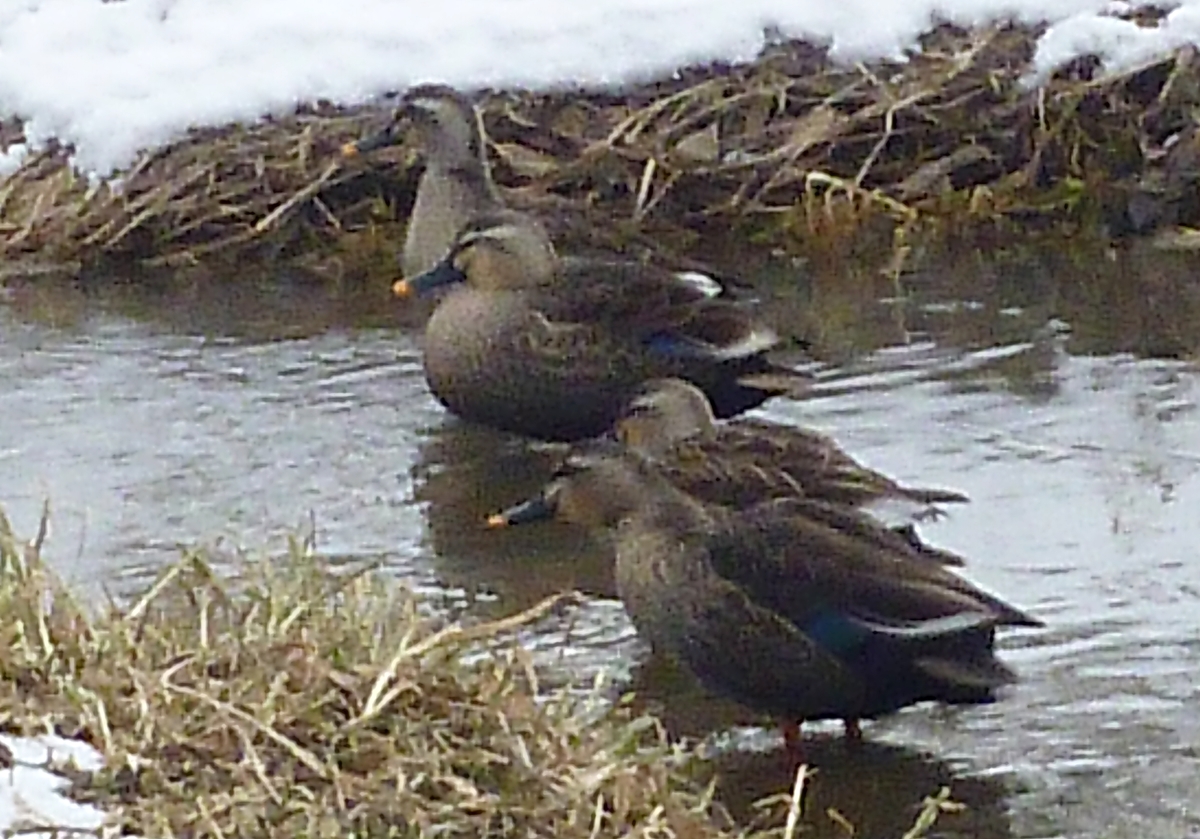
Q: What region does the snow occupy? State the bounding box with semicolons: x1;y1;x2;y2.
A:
0;143;27;177
0;733;107;837
1032;3;1200;81
1;0;1198;175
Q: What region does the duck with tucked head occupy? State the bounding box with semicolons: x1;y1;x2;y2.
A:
487;447;1042;752
614;378;970;518
394;210;810;442
343;84;503;278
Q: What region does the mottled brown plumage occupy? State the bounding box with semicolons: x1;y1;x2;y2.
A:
346;85;743;295
488;448;1041;743
396;212;809;441
615;378;969;518
344;84;503;277
346;87;809;439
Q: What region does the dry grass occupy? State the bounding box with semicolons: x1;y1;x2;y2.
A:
2;18;1199;278
0;506;720;838
0;505;963;838
0;106;386;279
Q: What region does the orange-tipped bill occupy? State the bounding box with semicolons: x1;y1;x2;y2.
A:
392;259;468;299
485;493;557;528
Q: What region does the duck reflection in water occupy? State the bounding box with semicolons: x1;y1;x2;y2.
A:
409;422;618;613
616;650;1010;838
715;736;1012;839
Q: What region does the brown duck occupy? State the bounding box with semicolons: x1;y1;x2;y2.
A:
394;210;809;442
343;84;503;277
488;447;1042;750
614;377;969;518
343;84;778;323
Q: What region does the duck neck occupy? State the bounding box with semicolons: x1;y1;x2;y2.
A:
404;169;505;277
423;112;501;201
429;157;501;202
625;475;718;536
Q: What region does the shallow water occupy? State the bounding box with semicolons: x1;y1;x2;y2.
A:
3;241;1200;838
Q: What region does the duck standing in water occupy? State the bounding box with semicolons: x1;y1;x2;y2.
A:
614;377;969;519
344;85;810;439
393;210;809;441
487;448;1042;751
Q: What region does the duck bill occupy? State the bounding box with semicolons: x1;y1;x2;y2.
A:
341;122;404;157
392;260;467;299
486;493;557;528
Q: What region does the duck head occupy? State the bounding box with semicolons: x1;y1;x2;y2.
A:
393;210;558;298
343;84;488;171
613;378;720;457
486;447;664;530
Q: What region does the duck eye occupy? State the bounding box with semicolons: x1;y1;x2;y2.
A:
450;232;488;263
549;458;581;481
456;229;483;249
552;449;604;479
623;400;657;420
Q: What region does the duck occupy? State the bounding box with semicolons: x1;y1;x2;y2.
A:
486;446;1042;750
342;84;758;301
394;209;810;441
343;84;504;277
614;377;970;518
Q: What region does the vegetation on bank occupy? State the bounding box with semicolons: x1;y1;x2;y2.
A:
0;507;964;838
1;16;1200;282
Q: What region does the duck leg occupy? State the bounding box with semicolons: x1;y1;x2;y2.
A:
781;720;804;756
911;505;946;523
843;718;862;741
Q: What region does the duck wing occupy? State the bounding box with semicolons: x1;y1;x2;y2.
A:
690;502;1043;710
759;497;970;567
705;501;1043;635
661;431;969;535
547;259;783;366
730;419;971;506
688;509;1035;711
657;436;809;509
550;258;719;326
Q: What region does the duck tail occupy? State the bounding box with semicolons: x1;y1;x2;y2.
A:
895;485;972;505
698;365;811;418
735;367;814;400
854;611;1030;693
913;654;1018;700
972;595;1045;629
896;620;1022;701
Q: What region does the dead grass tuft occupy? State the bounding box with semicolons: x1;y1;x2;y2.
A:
0;507;724;837
0;503;966;838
